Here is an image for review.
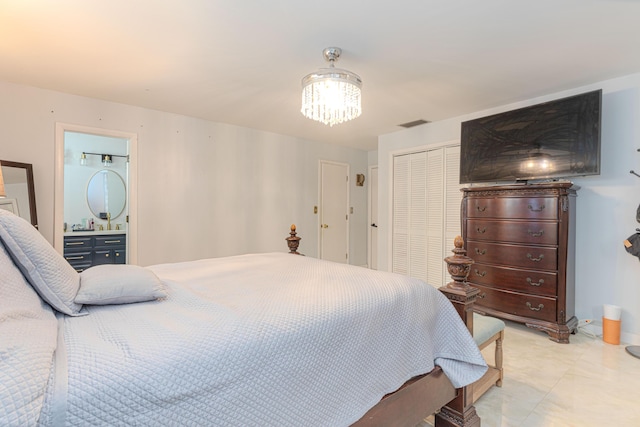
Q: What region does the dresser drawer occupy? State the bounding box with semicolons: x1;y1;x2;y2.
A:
467;219;558;245
95;235;126;248
64;236;92;249
469;264;558;297
467;240;557;271
64;250;92;264
466;197;557;220
475;284;557;323
70;263;92;272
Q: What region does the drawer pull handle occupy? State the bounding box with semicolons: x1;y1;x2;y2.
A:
526;302;544;311
104;240;121;244
115;252;120;256
475;248;487;255
478;292;486;299
476;205;487;212
66;256;85;260
474;269;487;277
66;242;85;246
528;230;544;237
476;227;486;234
526;253;544;262
105;254;110;257
528;204;545;212
526;277;545;287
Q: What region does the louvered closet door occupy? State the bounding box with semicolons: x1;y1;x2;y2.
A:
392;155;410;276
392;145;461;287
392;152;427;282
409;153;427;282
425;150;444;286
442;146;462;286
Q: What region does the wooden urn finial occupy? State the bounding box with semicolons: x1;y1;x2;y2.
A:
286;224;301;254
444;235;475;290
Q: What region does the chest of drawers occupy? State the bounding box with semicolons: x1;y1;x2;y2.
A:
63;233;126;272
462;183;578;343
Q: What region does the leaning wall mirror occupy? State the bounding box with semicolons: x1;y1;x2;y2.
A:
0;160;38;229
87;169;126;219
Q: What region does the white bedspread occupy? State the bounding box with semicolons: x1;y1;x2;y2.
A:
40;253;486;426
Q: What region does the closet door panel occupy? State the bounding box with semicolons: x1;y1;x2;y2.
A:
392;145;460;286
426;150;443;286
410;152;427;281
392;155;410;275
443;146;462;286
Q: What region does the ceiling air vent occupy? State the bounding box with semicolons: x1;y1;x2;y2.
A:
398;119;431;128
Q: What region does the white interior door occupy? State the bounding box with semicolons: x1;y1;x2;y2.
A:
369;166;378;270
320;161;349;263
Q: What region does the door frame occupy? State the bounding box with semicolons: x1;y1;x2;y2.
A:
318;159;350;262
54;123;138;264
368;165;378;269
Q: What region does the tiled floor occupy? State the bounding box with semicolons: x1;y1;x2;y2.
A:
424;321;640;426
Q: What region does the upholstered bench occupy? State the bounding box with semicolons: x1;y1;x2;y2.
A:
472;312;505;402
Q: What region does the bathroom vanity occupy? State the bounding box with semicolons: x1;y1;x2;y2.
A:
63;230;126;272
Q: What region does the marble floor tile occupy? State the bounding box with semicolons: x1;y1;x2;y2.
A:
421;321;640;426
472;321;640;427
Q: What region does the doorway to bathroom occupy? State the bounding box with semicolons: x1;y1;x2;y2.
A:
54;123;138;265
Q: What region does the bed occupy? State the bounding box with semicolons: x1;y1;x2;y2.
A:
0;210;486;427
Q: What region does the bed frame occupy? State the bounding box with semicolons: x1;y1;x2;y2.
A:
287;227;481;427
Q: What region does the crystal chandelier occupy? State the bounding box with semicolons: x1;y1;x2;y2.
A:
301;47;362;127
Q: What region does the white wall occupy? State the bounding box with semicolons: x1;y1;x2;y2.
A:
378;73;640;344
0;80;369;266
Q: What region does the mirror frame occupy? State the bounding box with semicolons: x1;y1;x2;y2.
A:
86;169;127;219
0;160;38;229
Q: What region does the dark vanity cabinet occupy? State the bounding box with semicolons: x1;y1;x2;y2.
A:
63;234;126;272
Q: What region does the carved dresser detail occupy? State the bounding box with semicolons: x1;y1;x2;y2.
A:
461;182;578;343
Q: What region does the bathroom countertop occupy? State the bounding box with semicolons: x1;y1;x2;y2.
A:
64;229;126;237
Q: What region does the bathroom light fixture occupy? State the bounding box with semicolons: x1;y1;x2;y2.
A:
301;47;362;127
80;152;128;167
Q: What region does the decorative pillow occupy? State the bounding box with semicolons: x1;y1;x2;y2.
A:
76;264;167;305
0;241;56;322
0;209;84;316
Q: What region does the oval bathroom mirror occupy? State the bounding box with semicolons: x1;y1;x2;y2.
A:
87;169;126;219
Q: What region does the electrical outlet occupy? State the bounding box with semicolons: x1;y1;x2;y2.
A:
578;319;594;327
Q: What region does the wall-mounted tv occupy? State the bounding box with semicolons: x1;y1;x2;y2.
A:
460;89;602;184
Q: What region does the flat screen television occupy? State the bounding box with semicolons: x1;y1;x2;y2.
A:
459;89;602;184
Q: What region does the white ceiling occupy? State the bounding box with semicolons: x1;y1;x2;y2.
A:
2;0;640;151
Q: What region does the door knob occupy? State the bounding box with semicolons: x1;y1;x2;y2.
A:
321;224;329;228
371;223;378;228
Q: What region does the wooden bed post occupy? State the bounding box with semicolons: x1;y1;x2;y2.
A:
436;236;481;427
286;224;302;254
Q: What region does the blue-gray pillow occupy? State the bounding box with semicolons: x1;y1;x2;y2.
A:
0;209;84;316
76;264;167;305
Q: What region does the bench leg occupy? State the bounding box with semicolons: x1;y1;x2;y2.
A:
495;330;504;387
